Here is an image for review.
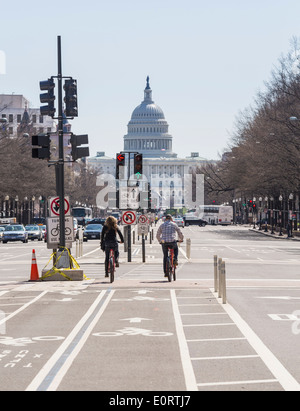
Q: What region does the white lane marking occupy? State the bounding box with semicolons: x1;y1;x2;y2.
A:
0;291;48;327
170;289;198;391
221;300;300;392
26;290;114;391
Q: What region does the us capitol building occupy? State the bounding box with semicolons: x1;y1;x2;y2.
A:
88;77;210;208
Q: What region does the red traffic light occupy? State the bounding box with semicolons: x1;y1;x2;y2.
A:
117;154;125;162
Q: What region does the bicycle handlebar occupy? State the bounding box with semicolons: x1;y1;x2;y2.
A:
160;240;183;244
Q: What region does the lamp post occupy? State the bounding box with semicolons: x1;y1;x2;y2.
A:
259;197;263;230
288;193;294;237
270;196;275;234
253;197;257;229
279;195;283;236
264;196;268;232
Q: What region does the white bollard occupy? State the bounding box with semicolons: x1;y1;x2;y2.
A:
221;261;227;304
186;238;191;259
214;255;218;293
218;258;222;299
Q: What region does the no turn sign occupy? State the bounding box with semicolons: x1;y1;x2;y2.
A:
49;196;70;217
122;210;137;225
138;214;149;224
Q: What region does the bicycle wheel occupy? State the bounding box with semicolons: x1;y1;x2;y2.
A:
165;258;170;280
109;256;115;283
167;257;172;282
173;265;176;282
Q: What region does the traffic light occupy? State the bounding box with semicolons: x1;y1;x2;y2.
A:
64;79;78;117
32;134;51;159
70;134;89;161
134;153;143;178
148;182;152;210
40;79;56;117
116;153;125;180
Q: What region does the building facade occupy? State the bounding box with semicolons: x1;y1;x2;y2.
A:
0;94;56;137
88;78;210;209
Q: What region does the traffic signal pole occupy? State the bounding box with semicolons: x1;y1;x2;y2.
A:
57;36;66;248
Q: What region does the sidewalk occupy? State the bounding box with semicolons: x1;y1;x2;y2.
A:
249;227;300;241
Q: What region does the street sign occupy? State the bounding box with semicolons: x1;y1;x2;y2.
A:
138;214;149;236
119;187;139;210
49;196;70;217
46;216;74;249
121;210;137;225
138;214;149;225
138;224;149;236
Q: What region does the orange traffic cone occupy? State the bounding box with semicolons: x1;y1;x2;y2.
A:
30;249;39;281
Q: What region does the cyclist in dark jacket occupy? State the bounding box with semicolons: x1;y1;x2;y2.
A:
100;216;124;277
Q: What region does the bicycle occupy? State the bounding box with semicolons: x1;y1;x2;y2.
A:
106;241;122;284
162;241;180;282
108;247;116;283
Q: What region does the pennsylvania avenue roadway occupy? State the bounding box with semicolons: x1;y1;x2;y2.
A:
0;225;300;392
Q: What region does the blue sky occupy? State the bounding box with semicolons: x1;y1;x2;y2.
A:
1;0;300;160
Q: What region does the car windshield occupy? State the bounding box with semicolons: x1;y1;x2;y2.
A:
26;227;39;231
5;225;24;232
85;225;102;230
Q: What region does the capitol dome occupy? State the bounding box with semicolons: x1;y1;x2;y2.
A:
123;77;177;158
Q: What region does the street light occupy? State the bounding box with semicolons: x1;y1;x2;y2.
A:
279;195;283;236
264;197;268;232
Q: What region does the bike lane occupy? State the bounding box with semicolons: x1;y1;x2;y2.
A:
0;286;104;391
55;288;188;391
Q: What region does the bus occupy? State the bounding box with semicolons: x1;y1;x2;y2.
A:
72;206;93;226
198;205;233;225
217;205;233;225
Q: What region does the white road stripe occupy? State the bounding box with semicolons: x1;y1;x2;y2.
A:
0;291;48;327
26;289;114;391
170;289;198;391
221;300;300;391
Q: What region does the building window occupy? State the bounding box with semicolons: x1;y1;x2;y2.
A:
17;114;21;123
32;115;37;123
9;127;13;135
9;114;13;123
39;116;44;124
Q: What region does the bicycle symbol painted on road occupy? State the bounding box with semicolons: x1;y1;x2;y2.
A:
93;327;173;338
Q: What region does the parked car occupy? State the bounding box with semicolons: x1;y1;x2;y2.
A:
83;224;103;241
2;224;28;243
174;217;185;228
25;225;44;241
0;226;5;242
87;218;106;226
183;216;207;227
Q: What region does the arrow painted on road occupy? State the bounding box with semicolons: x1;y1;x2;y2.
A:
120;318;152;323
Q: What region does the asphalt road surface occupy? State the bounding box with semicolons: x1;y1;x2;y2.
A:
0;225;300;392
